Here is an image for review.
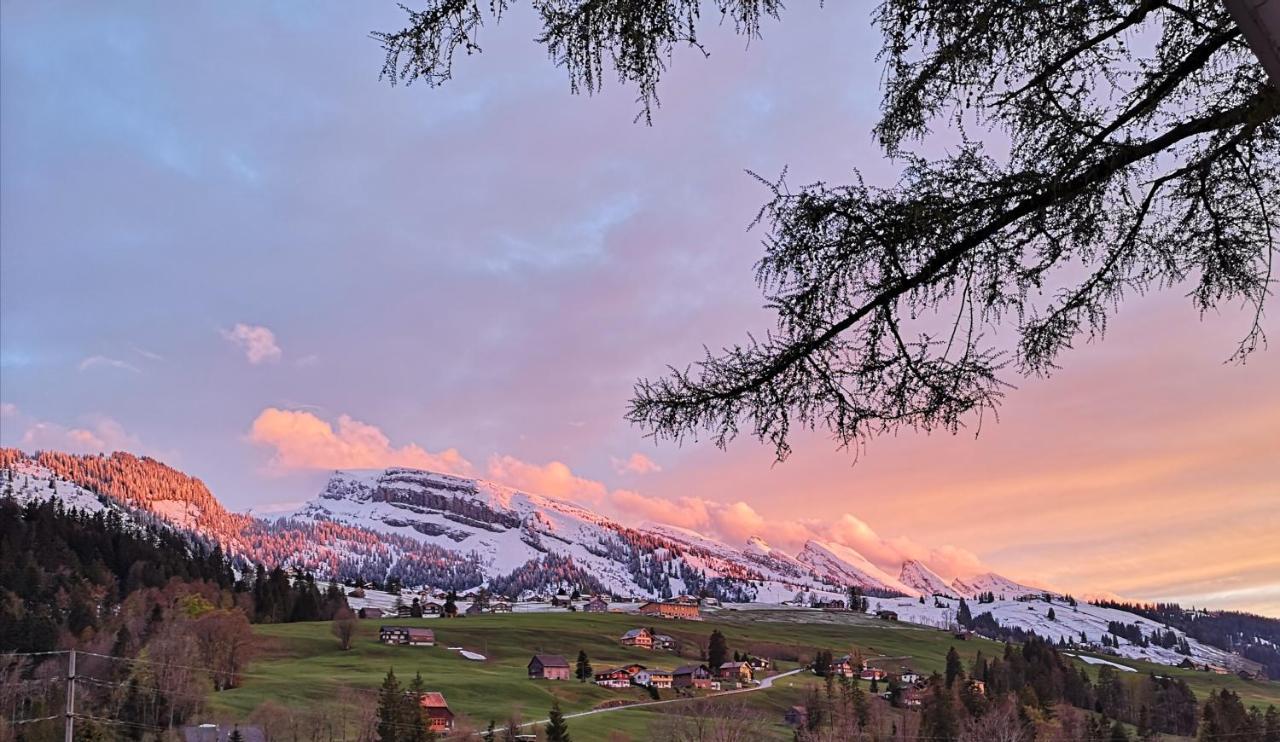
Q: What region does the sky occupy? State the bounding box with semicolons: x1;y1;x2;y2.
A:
1;2;1277;615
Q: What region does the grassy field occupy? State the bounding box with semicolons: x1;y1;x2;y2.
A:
207;608;1280;739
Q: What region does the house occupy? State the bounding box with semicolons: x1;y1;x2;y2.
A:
784;706;809;727
490;601;513;613
422;602;443;616
465;603;486;616
876;610;899;621
584;596;609;613
182;724;266;742
671;595;700;605
594;668;633;689
746;656;772;671
633;669;673;689
899;670;923;685
953;630;973;640
966;679;986;695
620;663;647;677
672;664;713;689
528;655;572;680
358;607;383;619
652;633;677;651
717;662;753;683
621;628;653;649
701;597;722;607
638;601;701;620
819;599;847;610
902;687;927;708
828;655;858;678
418;692;455;733
379;626;435;646
860;667;887;681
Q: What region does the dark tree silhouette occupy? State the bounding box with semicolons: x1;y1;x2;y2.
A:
375;2;1278;461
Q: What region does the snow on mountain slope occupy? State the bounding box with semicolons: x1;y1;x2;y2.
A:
866;593;1250;673
899;560;957;597
295;469;842;601
796;540;916;596
2;460;112;513
951;571;1053;600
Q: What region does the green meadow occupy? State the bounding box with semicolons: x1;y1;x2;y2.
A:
207;608;1280;739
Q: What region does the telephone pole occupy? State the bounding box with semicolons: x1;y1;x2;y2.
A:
64;649;76;742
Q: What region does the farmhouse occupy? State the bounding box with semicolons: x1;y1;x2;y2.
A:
819;599;847;610
379;626;435;646
860;667;887;681
717;661;753;683
421;602;443;616
638;600;701;620
465;603;486;616
828;655;858;678
418;692;454;733
490;601;513;613
672;664;713;689
358;607;383;619
876;610;899;621
527;655;571;680
584;596;609;612
652;633;676;651
620;628;653;649
746;656;771;671
621;663;647;677
594;668;632;689
633;669;673;689
899;670;923;685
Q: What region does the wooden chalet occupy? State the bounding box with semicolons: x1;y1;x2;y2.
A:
620;627;653;649
418;692;454;732
527;654;571;680
672;664;713;689
594;667;632;689
717;661;753;683
638;600;701;620
583;596;609;612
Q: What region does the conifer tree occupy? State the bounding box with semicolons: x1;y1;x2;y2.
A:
707;630;728;670
376;668;404;742
575;650;592;682
545;700;571;742
945;647;963;688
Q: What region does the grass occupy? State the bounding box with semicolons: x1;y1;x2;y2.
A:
208;608;1280;739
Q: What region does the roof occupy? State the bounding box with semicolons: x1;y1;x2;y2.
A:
419;692;449;709
406;628;434;638
530;654;570;668
719;662;749;670
621;628;650;639
674;664;708;675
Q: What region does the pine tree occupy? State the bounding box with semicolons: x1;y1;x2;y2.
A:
707;630;728;670
376;668;404;742
945;647;963;688
921;675;959;742
1048;607;1056;621
545;700;571;742
575;650;592;682
404;671;429;742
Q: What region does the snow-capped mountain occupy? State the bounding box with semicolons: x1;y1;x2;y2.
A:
951;571;1052;600
5;449;1270;676
899;559;957;597
795;540;915;595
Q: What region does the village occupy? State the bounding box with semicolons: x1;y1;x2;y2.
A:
355;589;937;735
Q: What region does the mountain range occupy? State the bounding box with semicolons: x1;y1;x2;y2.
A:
1;448;1273;676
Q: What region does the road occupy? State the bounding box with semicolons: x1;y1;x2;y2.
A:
489;668;806;737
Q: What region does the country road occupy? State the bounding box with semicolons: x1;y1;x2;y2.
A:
487;667;805;737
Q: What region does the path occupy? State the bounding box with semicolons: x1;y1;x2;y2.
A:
489;668;805;736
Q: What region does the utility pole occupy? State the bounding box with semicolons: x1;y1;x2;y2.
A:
64;649;75;742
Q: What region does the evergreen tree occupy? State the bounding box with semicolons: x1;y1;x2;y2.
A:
575;650;592;682
444;590;457;618
707;629;728;670
545;700;571;742
945;646;964;688
956;599;972;629
376;668;404;742
921;674;959;742
1048;607;1057;621
404;671;429;742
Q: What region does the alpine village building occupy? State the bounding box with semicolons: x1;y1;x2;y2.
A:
527;654;572;680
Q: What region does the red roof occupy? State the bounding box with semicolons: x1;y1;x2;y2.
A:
419;692;449;709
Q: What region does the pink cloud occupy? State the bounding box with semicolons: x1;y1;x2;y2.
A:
485;455;610;504
611;488;711;529
2;405;146;455
247;407;473;475
611;452;662;475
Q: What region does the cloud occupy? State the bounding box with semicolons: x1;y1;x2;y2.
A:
247;407;473;474
0;405;146;455
78;355;141;373
612;452;662;475
486;455;610;505
221;323;282;364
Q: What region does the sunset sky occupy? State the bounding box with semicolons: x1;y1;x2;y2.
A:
2;3;1277;615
